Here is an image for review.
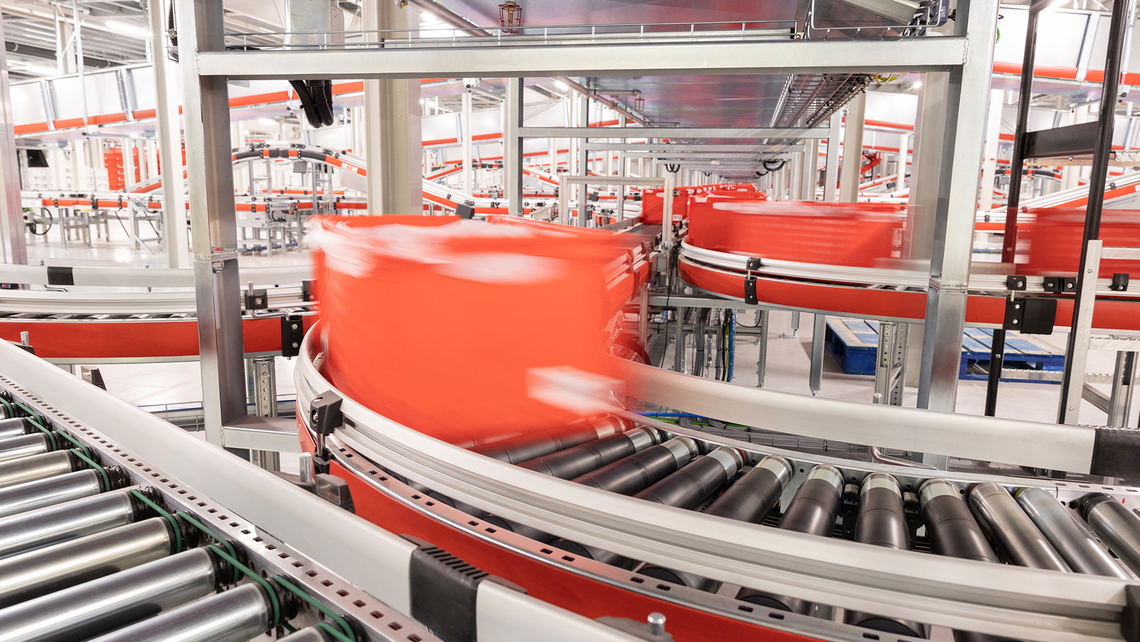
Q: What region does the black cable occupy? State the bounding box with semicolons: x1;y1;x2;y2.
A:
289;80;322;128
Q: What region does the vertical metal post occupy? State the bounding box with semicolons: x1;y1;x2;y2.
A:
839;92;866;203
825;115;840;202
874;322;909;406
249;357;280;472
0;11;27;265
978;89;1003;214
1059;241;1103;424
984;327;1006;416
809;314;826;396
505;78;524;216
1060;0;1130;423
150;0;185;267
461;91;473;195
662;172;675;247
617;114;626;221
756;309;769;388
363;0;422;214
673;307;686;373
1000;2;1042;262
178;0;247;450
802;139;818;200
1108;351;1137;427
917;0;1001;435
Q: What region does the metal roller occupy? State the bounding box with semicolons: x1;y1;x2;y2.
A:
0;451;80;490
278;628;330;642
703;456;792;523
0;517;182;608
518;428;659;479
0;470;104;519
919;479;999;563
968;483;1070;571
634;448;744;590
1016;488;1130;578
843;473;928;637
87;583;282;642
0;547;225;642
0;407;8;420
572;437;698;495
919;480;1013;642
1076;492;1140;576
634;447;743;508
472;417;623;464
0;434;50;464
0;418;31;440
0;487;160;559
737;464;844;614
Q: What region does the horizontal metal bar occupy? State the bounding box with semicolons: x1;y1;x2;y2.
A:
582;143;800;152
618;358;1096;473
222;415;302;453
561;176;665;187
1023;122;1100;159
522;126;831;139
1083;383;1111;413
0;263;311;288
1089;336;1140;351
197;37;969;80
1102;246;1140;260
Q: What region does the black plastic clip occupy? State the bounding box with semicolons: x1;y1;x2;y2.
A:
744;257;762;305
1006;275;1027;291
1111;273;1130;292
309;391;344;436
244;288;268;310
301;279;315;302
1042;276;1077;293
280;314;303;358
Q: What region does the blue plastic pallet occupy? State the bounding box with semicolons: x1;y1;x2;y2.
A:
824;320;1063;383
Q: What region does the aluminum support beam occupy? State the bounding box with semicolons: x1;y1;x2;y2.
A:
519;127;829;140
838;92;866;203
905;73;949;260
461;91;473;195
801;139;819;200
824;116;841;202
0;11;26;266
978;89;1003;213
505;78;523;215
198;37;972;80
150;0;185;268
917;0;1001;438
178;0;247;448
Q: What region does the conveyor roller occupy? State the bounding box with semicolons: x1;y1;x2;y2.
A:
702;456;792;523
0;547;225;642
471;417;623;464
736;464;843;613
1015;487;1131;578
518;427;658;479
0;434;48;464
0;516;185;608
0;470;105;519
0;451;83;490
0;418;32;440
843;473;927;637
0;486;161;559
633;447;742;508
86;582;287;642
1076;492;1140;576
571;436;698;495
968;482;1069;571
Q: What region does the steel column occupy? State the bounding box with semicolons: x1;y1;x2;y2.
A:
801;139;818;200
150;0;185;267
824;115;841;202
916;0;1001;442
838;92;866;203
1000;3;1042;262
810;314;826;396
505;78;523;216
178;0;247;448
978;89;1003;214
0;11;26;266
1107;351;1137;427
461;91;473;195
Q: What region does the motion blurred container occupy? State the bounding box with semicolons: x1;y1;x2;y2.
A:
310;215;630;446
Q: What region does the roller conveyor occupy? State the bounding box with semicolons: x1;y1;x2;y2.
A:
1076;492;1140;577
571;436;698;494
1016;488;1132;579
0;434;48;463
0;470;104;519
969;482;1070;571
0;451;86;489
0;486;161;559
517;427;659;479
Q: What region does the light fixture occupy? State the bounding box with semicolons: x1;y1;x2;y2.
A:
419;98;426;105
913;80;922;89
554;80;568;91
258;118;277;126
105;19;152;40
